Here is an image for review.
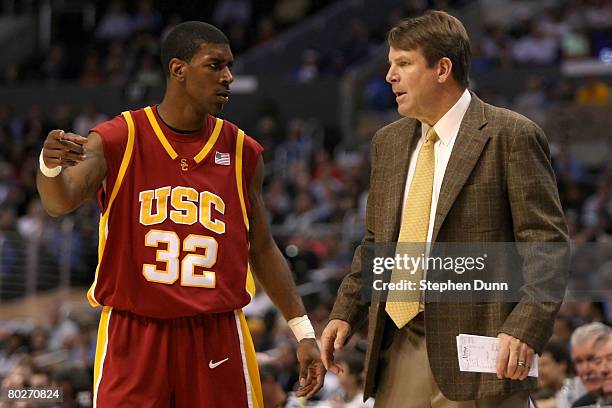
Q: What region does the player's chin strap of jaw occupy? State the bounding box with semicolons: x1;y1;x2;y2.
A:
288;315;316;342
39;150;62;178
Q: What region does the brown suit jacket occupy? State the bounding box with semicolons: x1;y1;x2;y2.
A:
329;94;569;401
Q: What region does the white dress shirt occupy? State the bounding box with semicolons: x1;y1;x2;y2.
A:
401;88;472;244
400;89;471;309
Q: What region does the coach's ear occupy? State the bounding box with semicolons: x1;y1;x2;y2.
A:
169;58;186;82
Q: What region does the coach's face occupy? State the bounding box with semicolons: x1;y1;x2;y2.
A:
573;339;602;393
183;43;234;116
386;46;440;123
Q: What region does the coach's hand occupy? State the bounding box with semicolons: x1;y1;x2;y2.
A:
295;338;325;398
42;129;88;168
321;319;351;374
496;333;535;381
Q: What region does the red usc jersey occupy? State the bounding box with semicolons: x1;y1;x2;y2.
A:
87;106;263;318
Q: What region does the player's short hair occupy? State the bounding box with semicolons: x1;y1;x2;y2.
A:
160;21;229;77
387;10;471;89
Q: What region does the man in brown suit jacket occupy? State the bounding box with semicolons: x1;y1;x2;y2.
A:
321;11;569;407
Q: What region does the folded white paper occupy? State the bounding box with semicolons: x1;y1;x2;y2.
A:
456;334;538;377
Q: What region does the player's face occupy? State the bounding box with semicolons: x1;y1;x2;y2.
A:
184;43;234;116
386;46;439;121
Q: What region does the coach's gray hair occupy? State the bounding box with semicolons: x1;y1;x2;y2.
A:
571;322;612;348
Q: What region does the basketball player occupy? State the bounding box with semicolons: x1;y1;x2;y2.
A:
36;22;324;407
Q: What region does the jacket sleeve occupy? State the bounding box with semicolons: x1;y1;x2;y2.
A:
498;120;570;353
328;133;381;331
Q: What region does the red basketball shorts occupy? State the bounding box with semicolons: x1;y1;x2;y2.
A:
92;307;263;408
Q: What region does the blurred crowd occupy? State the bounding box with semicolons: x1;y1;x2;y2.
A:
4;0;610;86
0;0;611;407
475;0;612;68
1;0;334;86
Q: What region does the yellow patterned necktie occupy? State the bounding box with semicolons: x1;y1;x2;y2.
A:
386;127;438;328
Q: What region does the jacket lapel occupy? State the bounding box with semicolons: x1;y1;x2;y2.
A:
382;119;421;241
432;95;489;242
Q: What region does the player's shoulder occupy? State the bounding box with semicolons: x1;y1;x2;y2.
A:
218;117;262;150
217;116;242;135
91;113;127;139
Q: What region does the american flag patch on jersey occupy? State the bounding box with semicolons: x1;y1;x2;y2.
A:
214;151;231;165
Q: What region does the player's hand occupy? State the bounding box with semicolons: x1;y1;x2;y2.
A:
496;333;535;381
295;338;325;399
321;319;351;374
42;129;88;169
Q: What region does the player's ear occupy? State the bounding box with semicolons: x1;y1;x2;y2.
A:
169;58;186;82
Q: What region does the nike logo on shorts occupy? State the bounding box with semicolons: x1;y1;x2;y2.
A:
209;357;229;369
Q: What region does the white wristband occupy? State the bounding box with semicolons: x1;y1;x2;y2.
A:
288;315;316;342
39;150;62;178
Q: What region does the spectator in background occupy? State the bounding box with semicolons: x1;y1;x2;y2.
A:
95;0;133;42
43;44;67;83
513;75;549;125
79;52;104;86
512;21;559;65
593;331;612;406
274;0;311;29
553;315;576;346
0;332;27;377
577;174;612;243
570;322;611;407
133;53;163;88
73;104;107;137
16;198;47;242
227;23;249;54
104;42;129;85
212;0;252;29
365;69;396;112
330;349;374;408
340;19;372;65
554;144;590;186
576;76;610;105
256;16;277;45
295;49;320;82
534;341;584;408
260;362;303;408
46;304;78;352
132;0;162;35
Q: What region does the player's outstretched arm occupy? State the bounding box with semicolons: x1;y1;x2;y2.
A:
37;130;107;217
247;157;325;398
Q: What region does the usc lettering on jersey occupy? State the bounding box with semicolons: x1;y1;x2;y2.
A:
87;106;263;318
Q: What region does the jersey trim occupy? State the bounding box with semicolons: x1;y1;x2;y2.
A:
235;129;256;298
194;118;224;164
93;306;112;408
87;111;136;307
235;129;249;230
143;106;224;163
144;106;178;159
235;310;263;408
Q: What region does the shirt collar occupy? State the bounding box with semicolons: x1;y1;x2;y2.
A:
422;89;472;146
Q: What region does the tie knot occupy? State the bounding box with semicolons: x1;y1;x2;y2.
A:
425;127;438;145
